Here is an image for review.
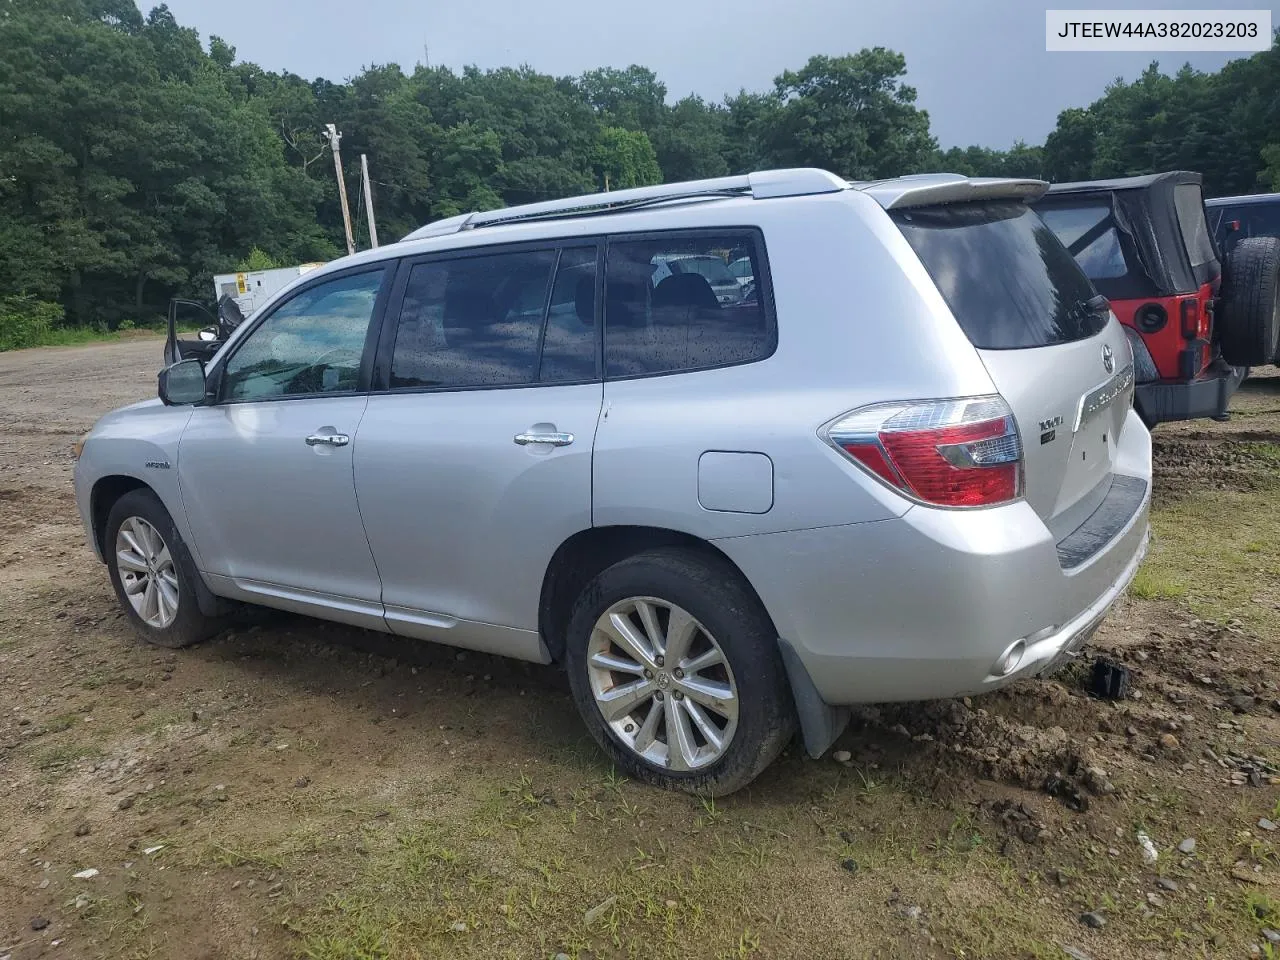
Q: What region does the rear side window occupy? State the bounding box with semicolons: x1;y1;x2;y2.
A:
1174;184;1215;268
387;247;597;389
1038;203;1128;280
604;233;774;378
892;201;1106;350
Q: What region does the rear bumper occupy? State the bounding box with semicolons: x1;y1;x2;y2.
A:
713;409;1152;706
1134;360;1244;425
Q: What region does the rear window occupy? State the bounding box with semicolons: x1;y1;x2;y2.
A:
892;201;1106;350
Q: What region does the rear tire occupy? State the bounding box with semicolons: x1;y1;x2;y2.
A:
105;489;225;649
1218;236;1280;367
564;547;795;796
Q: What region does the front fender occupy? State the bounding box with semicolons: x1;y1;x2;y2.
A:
73;401;197;564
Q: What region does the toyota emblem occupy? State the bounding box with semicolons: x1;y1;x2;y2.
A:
1102;343;1115;374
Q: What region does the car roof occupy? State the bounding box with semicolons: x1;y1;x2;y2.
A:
1044;170;1201;197
1205;192;1280;206
290;168;1051;293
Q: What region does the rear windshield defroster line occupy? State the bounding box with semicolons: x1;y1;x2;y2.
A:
892;201;1107;350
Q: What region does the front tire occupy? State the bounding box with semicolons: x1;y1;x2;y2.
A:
105;489;224;649
564;548;795;796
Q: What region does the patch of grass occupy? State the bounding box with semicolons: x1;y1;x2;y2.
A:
0;322;202;352
294;898;389;960
41;712;82;734
35;743;102;770
1139;485;1280;629
1129;567;1189;601
1243;442;1280;466
200;840;286;871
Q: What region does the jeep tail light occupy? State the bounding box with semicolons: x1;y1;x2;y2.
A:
1180;297;1201;339
824;396;1023;508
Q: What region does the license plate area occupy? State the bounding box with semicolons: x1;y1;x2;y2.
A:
1075;364;1135;432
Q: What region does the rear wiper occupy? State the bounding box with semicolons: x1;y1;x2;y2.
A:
1086;294;1111;315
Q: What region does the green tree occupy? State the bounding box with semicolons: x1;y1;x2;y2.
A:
592;127;662;190
765;50;937;179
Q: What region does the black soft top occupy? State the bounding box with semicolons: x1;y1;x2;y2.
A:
1044;170;1202;196
1033;170;1218;298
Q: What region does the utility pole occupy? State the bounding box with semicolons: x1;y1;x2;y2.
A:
360;154;379;248
322;123;355;256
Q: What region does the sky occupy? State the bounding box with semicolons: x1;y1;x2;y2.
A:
161;0;1279;148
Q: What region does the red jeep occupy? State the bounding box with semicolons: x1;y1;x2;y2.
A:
1033;171;1279;427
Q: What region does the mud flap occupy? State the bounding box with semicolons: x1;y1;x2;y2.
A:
777;638;850;758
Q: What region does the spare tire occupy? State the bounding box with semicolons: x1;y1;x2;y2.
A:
1218;236;1280;366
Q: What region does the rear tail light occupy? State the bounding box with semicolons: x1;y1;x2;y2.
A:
823;396;1023;508
1180;297;1200;339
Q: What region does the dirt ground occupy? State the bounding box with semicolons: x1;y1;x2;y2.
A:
2;338;1279;960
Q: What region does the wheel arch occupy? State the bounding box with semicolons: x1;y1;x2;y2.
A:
90;474;151;558
90;475;234;618
538;525;765;665
539;524;848;759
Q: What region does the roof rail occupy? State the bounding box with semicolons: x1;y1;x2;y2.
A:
400;168;848;241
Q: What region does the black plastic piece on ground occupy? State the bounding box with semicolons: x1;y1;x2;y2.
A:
1044;772;1090;812
1089;658;1130;700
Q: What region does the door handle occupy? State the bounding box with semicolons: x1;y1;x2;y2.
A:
305;433;350;447
514;431;574;447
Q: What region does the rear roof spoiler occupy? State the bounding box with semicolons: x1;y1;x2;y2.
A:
852;173;1049;210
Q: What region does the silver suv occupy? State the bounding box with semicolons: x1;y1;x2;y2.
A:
73;169;1151;795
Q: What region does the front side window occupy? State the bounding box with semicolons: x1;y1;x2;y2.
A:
388;246;597;390
604;233;773;378
220;269;385;401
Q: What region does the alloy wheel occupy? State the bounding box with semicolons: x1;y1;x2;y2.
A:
586;596;739;771
115;516;179;629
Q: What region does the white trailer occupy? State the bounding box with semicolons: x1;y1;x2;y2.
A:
212;263;324;317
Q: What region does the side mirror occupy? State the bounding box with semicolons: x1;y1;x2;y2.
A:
158;358;208;406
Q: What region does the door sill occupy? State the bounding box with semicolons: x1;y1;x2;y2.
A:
205;574;389;632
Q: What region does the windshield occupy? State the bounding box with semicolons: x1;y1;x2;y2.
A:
892;201;1107;349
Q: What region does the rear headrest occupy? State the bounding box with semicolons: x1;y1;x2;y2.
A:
605;278;648;328
653;272;719;311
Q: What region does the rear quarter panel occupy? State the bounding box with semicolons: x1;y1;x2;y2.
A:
593;190;1000;538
